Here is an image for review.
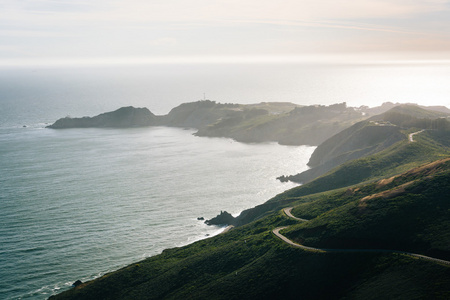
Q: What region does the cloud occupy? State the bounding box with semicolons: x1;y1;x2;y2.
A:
103;0;450;23
3;0;449;24
1;0;449;62
0;29;69;37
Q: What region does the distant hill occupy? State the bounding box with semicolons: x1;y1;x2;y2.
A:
158;100;367;146
279;105;450;184
359;101;450;116
50;102;450;300
47;101;449;147
194;102;366;146
47;107;156;128
46;101;366;146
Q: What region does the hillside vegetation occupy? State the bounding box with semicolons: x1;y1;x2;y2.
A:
284;158;450;259
194;102;365;145
47;107;156;128
51;157;450;300
52;104;450;299
280;105;450;183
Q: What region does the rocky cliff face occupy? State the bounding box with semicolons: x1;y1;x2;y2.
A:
47;107;156;129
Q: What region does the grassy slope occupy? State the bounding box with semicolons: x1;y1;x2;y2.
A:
52;130;450;299
284;159;450;258
283;121;405;183
282;130;450;196
285;105;450;184
52;207;450;300
51;105;450;299
194;103;365;146
233;129;450;227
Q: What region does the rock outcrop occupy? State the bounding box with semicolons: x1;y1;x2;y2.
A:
47;106;156;129
205;211;235;226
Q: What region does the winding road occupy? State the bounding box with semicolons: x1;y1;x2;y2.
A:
409;129;425;142
273;207;450;266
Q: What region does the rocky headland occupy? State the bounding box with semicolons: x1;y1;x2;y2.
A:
47;106;157;129
47;100;367;146
50;102;450;299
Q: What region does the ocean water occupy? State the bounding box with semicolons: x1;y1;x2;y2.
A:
1;62;449;299
0;125;314;299
1;62;450;128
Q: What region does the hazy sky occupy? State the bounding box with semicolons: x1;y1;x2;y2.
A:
1;0;450;65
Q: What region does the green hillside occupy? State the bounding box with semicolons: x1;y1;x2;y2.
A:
284;158;450;259
52;130;450;300
281;105;450;184
234;128;450;227
51;158;450;300
50;104;450;300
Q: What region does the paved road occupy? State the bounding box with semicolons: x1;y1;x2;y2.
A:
283;207;309;222
273;227;325;253
273;207;450;266
409;129;425;142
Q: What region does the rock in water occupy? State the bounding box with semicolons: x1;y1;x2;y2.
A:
72;280;83;287
205;211;235;226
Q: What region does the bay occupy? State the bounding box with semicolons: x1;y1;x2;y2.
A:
1;61;449;299
0;125;314;299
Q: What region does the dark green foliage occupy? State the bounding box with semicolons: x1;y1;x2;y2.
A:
50;104;450;300
52;213;450;300
234;130;449;227
284;166;450;260
52;159;450;299
284;130;449;197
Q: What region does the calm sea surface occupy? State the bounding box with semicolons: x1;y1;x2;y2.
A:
1;62;449;299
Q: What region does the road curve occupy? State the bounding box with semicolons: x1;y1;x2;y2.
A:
409;129;425;142
283;207;309;222
273;227;325;253
273;207;450;266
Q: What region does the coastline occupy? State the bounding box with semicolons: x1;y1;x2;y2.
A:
1;124;312;300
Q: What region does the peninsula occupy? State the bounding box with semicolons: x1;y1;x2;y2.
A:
49;101;450;299
46;100;449;147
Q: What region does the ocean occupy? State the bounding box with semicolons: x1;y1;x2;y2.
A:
1;62;449;299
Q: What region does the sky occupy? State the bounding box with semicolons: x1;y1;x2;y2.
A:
1;0;450;65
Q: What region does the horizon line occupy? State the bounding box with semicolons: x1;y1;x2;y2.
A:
2;54;450;68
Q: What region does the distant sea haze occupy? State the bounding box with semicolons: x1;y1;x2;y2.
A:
1;62;449;128
0;62;449;299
